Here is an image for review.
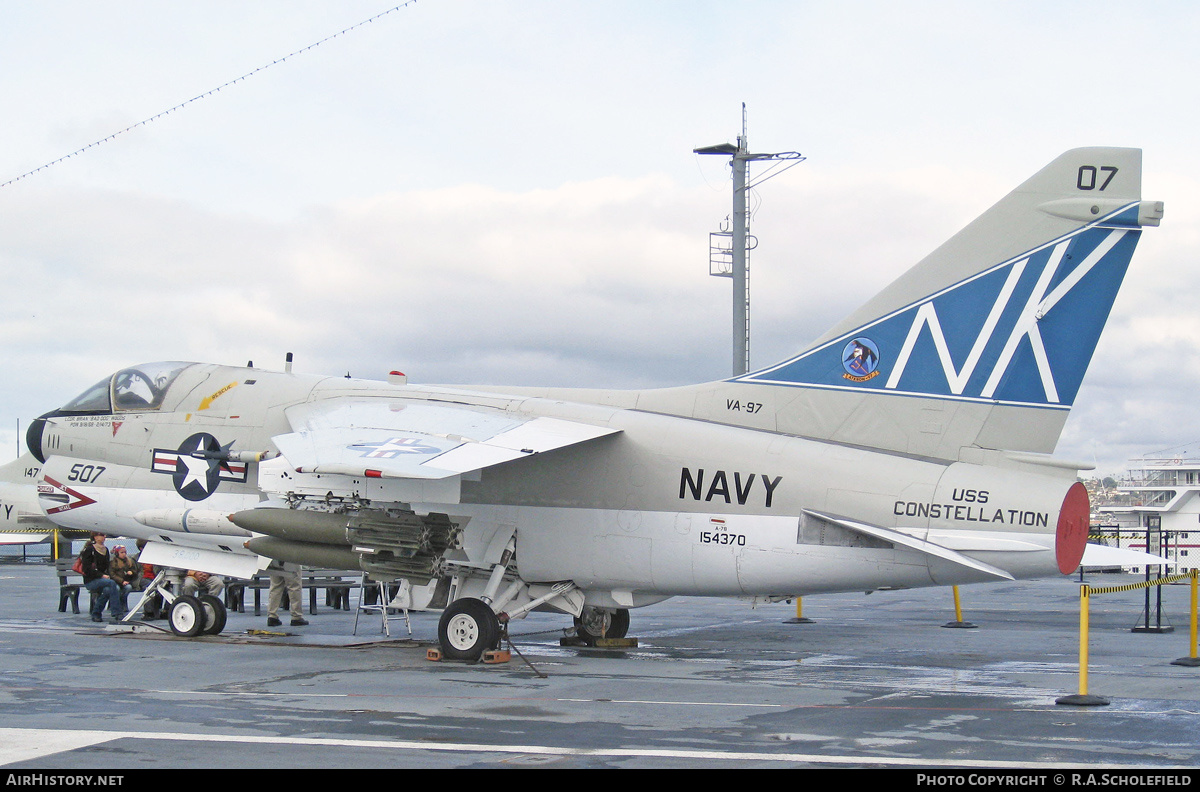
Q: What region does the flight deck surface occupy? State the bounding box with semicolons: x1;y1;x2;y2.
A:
1;561;1198;771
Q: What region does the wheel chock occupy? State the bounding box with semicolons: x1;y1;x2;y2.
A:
559;636;638;648
426;647;509;663
596;637;638;648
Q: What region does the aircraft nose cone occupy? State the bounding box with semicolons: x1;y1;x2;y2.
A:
26;414;49;463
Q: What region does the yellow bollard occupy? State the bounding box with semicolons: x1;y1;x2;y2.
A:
1057;583;1109;705
783;596;813;624
1080;585;1090;696
1173;569;1200;667
942;585;977;629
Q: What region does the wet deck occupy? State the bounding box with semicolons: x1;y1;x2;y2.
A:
1;561;1198;770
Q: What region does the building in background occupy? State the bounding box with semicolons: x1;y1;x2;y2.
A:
1095;449;1200;575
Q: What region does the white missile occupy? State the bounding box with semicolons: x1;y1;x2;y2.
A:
134;508;251;538
228;450;278;464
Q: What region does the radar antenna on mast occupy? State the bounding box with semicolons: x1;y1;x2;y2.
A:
694;104;804;376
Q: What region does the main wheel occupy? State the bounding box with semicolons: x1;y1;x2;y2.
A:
438;598;501;661
575;607;630;645
607;608;630;639
198;594;227;635
168;595;205;638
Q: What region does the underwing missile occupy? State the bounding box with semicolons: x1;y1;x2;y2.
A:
229;508;351;546
134;509;251;538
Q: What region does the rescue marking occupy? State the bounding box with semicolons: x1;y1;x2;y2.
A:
198;381;239;410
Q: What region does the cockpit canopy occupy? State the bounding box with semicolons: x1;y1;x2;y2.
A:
59;362;195;414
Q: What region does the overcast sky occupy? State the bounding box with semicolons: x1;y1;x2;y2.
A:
1;0;1198;477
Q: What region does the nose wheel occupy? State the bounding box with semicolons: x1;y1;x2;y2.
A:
166;593;227;637
197;594;227;635
168;595;205;637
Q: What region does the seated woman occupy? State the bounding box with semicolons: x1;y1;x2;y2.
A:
79;533;123;623
107;544;141;615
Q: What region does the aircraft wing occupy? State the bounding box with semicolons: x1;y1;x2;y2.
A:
272;398;620;480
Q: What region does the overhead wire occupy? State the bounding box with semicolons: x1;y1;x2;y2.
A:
1;1;417;189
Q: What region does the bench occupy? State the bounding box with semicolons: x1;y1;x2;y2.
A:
225;569;358;615
56;558;151;615
55;558;85;614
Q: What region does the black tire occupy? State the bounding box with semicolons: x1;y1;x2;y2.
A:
574;607;630;645
438;598;501;661
168;595;205;638
198;594;227;636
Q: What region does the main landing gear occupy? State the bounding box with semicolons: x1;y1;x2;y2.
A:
573;606;630;646
437;598;503;661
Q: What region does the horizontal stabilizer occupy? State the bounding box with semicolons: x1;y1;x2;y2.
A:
804;510;1015;581
0;532;51;545
923;530;1048;553
1080;543;1171;568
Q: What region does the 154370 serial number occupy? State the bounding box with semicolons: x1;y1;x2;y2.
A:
698;530;746;546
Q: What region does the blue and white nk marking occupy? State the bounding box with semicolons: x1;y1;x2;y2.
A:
739;204;1145;408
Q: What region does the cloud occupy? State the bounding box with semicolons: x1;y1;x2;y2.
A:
3;142;1193;479
2;1;1198;478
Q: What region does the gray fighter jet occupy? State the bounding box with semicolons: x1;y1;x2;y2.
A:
23;147;1164;660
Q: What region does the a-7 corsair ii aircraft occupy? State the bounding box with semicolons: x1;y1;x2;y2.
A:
25;147;1163;660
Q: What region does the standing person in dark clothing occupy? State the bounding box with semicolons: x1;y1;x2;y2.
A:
79;533;123;622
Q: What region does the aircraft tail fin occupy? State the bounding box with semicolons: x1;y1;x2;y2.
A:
642;148;1163;459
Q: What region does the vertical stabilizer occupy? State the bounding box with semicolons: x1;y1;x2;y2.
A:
637;148;1163;459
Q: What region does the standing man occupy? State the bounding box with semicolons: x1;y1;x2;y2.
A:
267;564;308;627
